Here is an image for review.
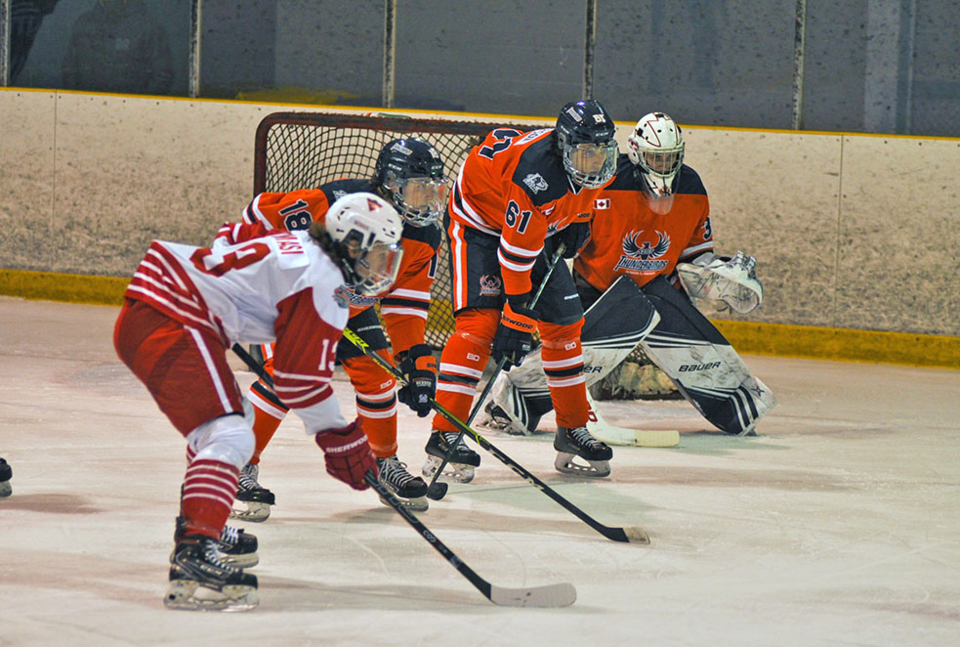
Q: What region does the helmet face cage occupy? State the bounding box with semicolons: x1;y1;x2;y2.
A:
326;193;405;295
627;112;685;198
374;138;449;227
555;100;618;189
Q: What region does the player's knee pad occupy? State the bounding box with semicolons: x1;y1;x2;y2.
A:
453;308;500;345
342;355;396;395
187;413;255;469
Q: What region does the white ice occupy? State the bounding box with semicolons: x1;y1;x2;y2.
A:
1;297;958;646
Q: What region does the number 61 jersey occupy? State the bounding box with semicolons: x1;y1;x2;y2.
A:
123;226;349;421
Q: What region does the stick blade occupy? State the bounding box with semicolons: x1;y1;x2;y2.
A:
488;582;577;608
591;425;680;448
624;525;651;544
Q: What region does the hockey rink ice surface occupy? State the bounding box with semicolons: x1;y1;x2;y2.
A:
1;297;958;647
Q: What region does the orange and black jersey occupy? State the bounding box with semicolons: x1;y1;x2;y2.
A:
241;179;441;354
574;155;713;293
450;127;606;298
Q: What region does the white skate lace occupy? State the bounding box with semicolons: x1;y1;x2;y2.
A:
379;456;416;487
219;525;239;548
200;539;239;573
567;426;603;449
238;464;260;491
441;432;464;447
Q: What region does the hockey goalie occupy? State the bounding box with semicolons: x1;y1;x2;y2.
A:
476;112;777;442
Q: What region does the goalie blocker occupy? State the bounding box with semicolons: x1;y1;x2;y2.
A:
478;274;776;437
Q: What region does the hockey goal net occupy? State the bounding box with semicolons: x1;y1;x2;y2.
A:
253;111;675;399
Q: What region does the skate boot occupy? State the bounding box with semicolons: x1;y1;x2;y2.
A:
230;462;275;522
554;425;613;477
0;458;11;498
422;431;481;483
172;516;259;569
165;535;259;611
377;454;429;512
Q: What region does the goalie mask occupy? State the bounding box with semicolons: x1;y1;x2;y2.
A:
555;100;618;189
374;138;449;227
627;112;685;199
320;193;404;296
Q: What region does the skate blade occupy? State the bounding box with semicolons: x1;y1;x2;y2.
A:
554;453;611;478
219;551;260;569
164;580;259;612
379;494;429;513
229;502;271;523
423;456;476;484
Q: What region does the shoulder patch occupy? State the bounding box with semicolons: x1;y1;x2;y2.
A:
320;178;376;203
511;136;568;206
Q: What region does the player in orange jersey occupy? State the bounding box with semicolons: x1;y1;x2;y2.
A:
478;112;776;440
427;100;620;480
233;138;449;515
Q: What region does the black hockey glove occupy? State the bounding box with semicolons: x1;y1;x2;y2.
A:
492;301;538;370
553;221;591;259
396;344;437;418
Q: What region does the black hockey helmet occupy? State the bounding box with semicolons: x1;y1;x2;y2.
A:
555;99;618;189
373;138;449;227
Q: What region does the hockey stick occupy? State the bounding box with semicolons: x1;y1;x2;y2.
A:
230;345;577;606
365;470;576;607
341;328;650;544
424;243;566;500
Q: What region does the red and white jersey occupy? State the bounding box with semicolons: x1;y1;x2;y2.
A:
450;127;608;298
124;226;350;432
574;157;713;292
241;180;440;354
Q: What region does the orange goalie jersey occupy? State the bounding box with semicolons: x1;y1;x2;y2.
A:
450;127;605;297
241;179;441;354
574;155;713;293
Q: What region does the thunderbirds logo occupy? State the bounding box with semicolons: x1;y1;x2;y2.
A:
614;230;670;272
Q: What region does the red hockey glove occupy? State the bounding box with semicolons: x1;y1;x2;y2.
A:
314;420;378;491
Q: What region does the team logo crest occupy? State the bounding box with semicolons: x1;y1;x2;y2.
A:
614;230;670;273
479;274;502;297
523;173;549;194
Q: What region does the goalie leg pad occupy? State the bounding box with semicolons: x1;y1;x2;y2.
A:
640;276;777;434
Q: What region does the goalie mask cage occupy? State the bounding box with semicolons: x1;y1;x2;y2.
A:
253;111;538;348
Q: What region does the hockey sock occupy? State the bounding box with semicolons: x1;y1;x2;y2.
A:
432;308;498;432
540;320;589;429
181;458;240;539
247;380;289;465
342;354;399;458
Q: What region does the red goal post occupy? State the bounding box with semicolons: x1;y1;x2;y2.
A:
253;111;538;348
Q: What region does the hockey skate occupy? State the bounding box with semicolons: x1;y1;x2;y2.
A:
166;535;259;612
377;454;429;512
474;377;533;436
554;426;612;478
0;457;11;498
230;462;275;522
172;516;259;568
422;431;481;484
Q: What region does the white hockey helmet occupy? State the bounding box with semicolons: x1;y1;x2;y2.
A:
324;192;404;295
627;112;685;198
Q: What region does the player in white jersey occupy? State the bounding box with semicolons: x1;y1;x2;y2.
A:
114;193;404;611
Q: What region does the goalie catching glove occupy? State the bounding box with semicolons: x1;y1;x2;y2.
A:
676;251;763;314
397;344;437;418
492;300;538;370
314;420;378;490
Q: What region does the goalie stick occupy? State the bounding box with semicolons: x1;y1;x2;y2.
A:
425;243;566;500
340;329;651;545
230;344;577;607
